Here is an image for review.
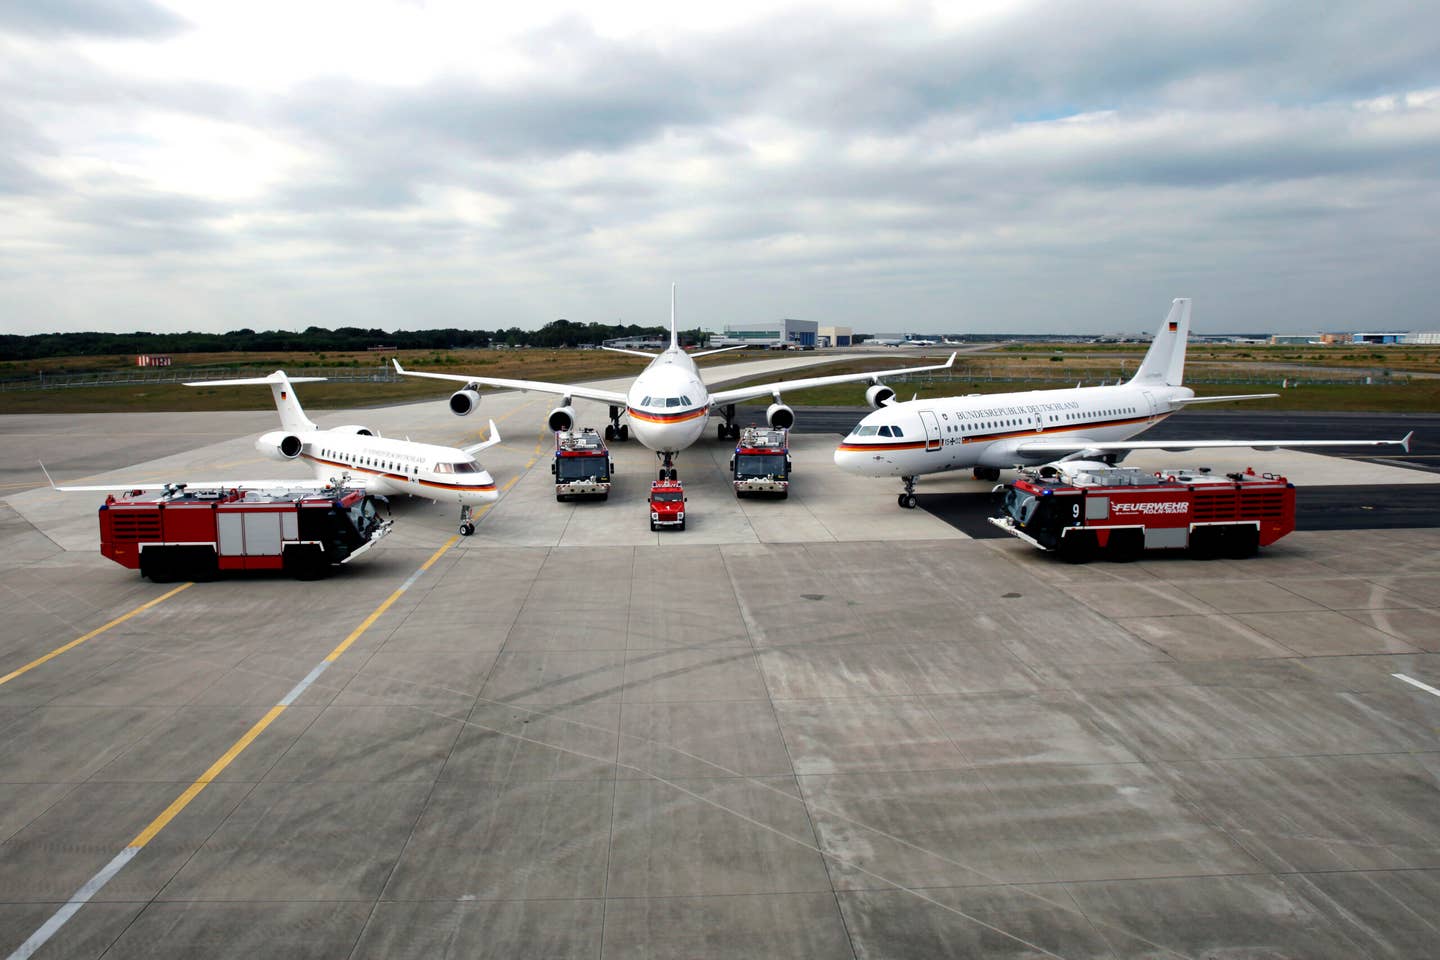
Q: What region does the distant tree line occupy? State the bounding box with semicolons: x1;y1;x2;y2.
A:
0;319;710;361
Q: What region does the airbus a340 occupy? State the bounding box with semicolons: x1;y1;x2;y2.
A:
396;287;955;481
835;299;1413;507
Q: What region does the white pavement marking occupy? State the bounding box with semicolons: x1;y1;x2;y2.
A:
1393;673;1440;697
7;848;138;960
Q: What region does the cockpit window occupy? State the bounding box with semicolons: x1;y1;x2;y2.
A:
891;426;903;437
666;397;681;408
641;396;652;407
434;463;452;474
453;461;480;474
878;426;893;437
854;425;879;436
681;395;692;405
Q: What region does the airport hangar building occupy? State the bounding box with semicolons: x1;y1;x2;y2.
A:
710;318;823;348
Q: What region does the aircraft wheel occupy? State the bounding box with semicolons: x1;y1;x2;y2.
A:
619;425;629;441
605;425;615;442
459;521;475;536
898;493;918;509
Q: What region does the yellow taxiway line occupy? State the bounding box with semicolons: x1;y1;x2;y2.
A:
0;583;193;687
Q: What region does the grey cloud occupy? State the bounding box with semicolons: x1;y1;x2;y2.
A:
0;0;186;38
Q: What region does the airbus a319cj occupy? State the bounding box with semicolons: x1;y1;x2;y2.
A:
395;286;955;481
48;371;504;535
835;299;1412;507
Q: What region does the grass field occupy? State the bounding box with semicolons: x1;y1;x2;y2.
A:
3;346;1437;415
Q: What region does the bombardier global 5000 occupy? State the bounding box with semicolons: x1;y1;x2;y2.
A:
396;286;954;481
52;371;504;535
835;299;1412;508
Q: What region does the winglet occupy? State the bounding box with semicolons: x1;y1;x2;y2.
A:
38;461;56;490
944;351;956;368
463;419;503;456
1401;430;1413;454
393;358;406;375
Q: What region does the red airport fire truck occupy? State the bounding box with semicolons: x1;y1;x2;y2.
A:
98;483;393;581
729;426;792;498
989;461;1295;562
649;479;687;531
552;428;614;501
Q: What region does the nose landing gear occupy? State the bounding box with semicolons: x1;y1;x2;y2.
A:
897;476;918;509
657;451;679;482
459;504;476;536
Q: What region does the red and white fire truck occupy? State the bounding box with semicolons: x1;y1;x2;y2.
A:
649;478;687;531
729;426;792;498
98;483;392;581
552;428;614;501
989;461;1295;562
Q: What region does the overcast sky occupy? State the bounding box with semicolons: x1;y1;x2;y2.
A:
2;1;1437;336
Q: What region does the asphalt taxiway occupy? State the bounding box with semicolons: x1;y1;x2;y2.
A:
1;362;1437;959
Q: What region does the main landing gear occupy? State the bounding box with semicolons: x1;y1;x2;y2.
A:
604;406;630;443
715;404;739;441
897;476;918;510
972;466;1001;482
657;451;679;482
459;504;476;537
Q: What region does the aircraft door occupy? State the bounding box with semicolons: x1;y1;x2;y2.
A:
918;410;942;452
1142;390;1157;421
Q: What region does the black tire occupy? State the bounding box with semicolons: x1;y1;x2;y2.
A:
1106;529;1143;563
604;425;615;442
650;521;658;531
1189;528;1220;560
678;519;686;531
139;548;175;583
1057;531;1095;564
1223;525;1259;559
285;546;329;580
459;521;475;537
902;493;918;509
619;425;629;441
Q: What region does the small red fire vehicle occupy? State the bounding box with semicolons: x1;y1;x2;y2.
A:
649;479;687;531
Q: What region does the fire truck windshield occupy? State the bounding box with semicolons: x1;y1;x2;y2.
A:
735;454;787;478
346;496;379;534
652;490;683;503
557;456;605;480
1004;488;1038;525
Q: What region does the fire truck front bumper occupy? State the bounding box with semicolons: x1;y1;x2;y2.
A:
558;481;611;497
986;516;1049;551
341;518;395;564
734;479;789;494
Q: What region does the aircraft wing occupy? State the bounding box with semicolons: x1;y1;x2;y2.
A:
708;352;957;406
392;360;628;405
1014;431;1413;458
39;462;371;494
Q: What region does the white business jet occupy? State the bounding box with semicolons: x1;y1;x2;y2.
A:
395;287;954;481
49;371;503;535
835;299;1412;508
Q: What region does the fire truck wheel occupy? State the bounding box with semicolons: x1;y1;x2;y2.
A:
1107;529;1143;562
650;520;658;531
140;549;175;583
459;521;476;536
1223;526;1259;559
1057;531;1095;564
678;519;686;531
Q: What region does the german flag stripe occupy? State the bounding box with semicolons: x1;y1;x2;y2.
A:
627;406;708;424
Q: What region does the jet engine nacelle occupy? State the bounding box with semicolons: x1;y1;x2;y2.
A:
256;430;304;461
866;384;896;409
765;402;795;430
331;425;380;437
547;405;577;432
449;388;481;416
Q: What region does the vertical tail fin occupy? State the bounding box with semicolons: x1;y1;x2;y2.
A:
669;283;679;351
184;370;322;433
1129;298;1191;387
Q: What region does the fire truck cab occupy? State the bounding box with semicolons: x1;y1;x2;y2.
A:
649;479;687;531
552;428;614;501
98;482;392;581
989;461;1295;562
729;426;792;498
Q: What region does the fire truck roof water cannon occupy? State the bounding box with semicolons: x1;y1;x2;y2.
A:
989;460;1295;562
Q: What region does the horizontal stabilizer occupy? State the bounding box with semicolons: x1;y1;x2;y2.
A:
689;345;748;358
1016;432;1412;458
601;346;660;358
183;373;326;387
1169;393;1279;405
